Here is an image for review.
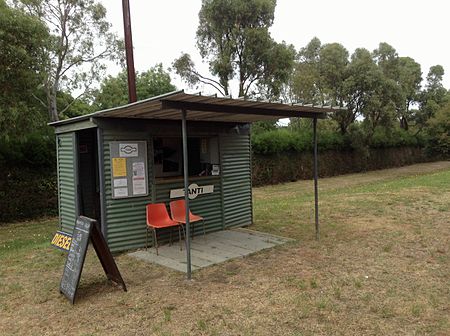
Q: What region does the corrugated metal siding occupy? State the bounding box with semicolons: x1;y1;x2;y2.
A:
154;176;223;239
57;133;77;233
221;134;253;227
103;130;153;252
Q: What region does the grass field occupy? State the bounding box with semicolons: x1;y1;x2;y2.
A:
1;161;449;335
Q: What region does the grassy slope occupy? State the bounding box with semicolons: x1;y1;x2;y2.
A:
0;161;449;335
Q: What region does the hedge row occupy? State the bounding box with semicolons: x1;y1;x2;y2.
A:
251;127;426;155
252;146;431;186
0;133;57;222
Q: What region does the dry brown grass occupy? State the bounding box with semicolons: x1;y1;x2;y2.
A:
1;161;449;335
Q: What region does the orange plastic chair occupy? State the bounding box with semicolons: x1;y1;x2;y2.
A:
170;199;205;239
146;203;184;255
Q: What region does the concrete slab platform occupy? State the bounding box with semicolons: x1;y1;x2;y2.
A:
128;228;294;273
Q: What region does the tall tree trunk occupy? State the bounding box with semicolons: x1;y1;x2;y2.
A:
238;79;245;98
47;85;59;122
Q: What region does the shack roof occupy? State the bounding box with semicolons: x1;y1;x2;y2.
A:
49;90;344;127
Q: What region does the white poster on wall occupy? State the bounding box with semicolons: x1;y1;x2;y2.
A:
132;162;146;195
114;187;129;198
113;178;128;188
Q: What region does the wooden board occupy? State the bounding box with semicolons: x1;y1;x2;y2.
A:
60;216;127;304
60;216;93;304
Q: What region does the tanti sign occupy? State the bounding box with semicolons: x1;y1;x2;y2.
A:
170;183;214;200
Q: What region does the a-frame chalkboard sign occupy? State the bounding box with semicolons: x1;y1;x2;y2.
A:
60;216;127;304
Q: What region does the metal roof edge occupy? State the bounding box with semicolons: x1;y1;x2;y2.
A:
48;89;185;127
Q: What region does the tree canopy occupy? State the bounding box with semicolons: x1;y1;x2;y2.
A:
287;38;448;141
173;0;295;98
16;0;123;121
93;64;176;110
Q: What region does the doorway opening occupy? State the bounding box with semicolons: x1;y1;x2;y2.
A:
76;128;101;224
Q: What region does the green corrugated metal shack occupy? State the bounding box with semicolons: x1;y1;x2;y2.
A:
50;90;332;253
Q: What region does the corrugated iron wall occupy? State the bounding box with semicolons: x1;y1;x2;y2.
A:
102;130;153;252
100;126;253;252
57;132;78;233
220;134;253;228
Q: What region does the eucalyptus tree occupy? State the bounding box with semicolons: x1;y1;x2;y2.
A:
173;0;295;98
396;57;422;129
289;37;322;105
416;65;447;130
16;0;123;121
372;43;422;130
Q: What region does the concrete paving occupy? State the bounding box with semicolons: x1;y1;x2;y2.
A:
128;228;294;273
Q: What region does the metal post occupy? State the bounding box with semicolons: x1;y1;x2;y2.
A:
313;117;319;240
96;128;107;240
121;0;137;103
181;110;192;279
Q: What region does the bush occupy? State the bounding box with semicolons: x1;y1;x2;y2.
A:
0;130;56;170
371;128;424;148
251;124;424;155
0;129;57;222
425;102;450;156
251;128;342;155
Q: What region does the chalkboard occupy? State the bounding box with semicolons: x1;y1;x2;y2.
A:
60;216;127;304
60;216;93;304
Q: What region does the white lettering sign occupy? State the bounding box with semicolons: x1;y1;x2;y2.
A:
170;183;214;200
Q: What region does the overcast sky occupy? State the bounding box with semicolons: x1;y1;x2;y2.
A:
100;0;450;95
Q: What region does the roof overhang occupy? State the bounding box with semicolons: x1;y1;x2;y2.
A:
49;90;344;127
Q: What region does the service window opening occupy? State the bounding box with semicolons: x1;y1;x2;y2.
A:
153;137;219;178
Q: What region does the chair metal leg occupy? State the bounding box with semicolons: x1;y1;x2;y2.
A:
169;227;173;246
153;228;158;255
178;225;182;251
146;227;148;251
181;224;187;251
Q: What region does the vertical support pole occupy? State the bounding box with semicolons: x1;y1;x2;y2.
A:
181;109;192;279
313;117;319;240
122;0;137;103
96;128;107;240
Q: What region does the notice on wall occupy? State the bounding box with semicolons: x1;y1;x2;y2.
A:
114;187;129;198
119;143;139;157
113;178;127;188
109;141;148;199
132;162;146;195
112;158;127;177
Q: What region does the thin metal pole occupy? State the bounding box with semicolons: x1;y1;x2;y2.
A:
122;0;137;103
96;128;107;239
181;110;192;279
313;117;319;240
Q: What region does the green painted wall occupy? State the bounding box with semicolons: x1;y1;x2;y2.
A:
98;123;253;252
56;132;78;233
102;130;153;252
221;134;253;228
